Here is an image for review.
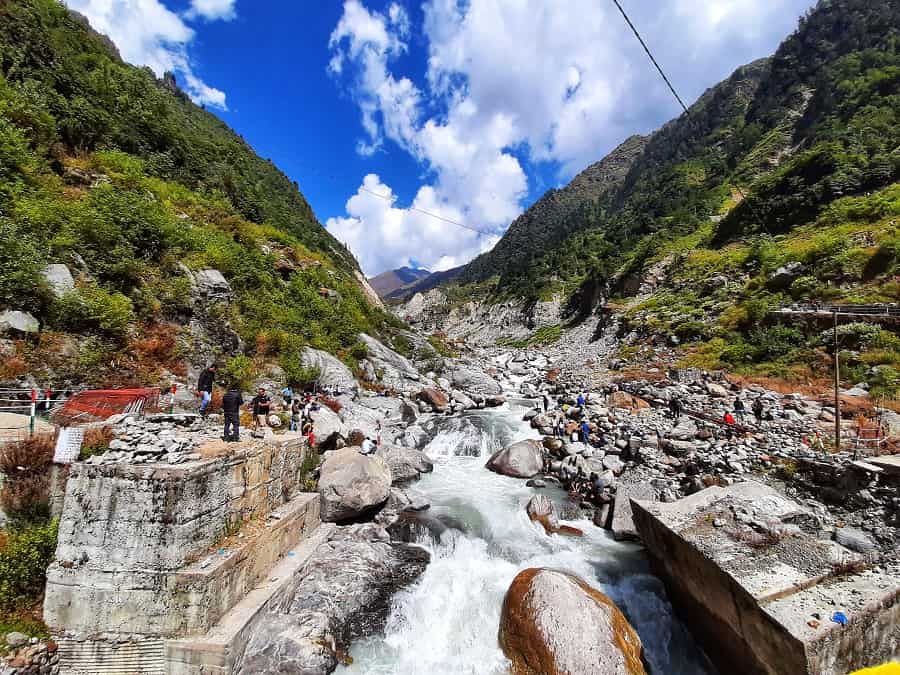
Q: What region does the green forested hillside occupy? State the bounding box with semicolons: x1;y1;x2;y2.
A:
444;0;899;392
0;0;394;387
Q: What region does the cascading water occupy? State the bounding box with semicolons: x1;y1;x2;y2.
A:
347;397;715;675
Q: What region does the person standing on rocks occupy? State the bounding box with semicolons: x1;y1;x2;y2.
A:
251;387;272;432
752;398;764;424
669;396;682;420
542;393;551;412
281;384;294;411
734;396;747;423
580;420;591;444
555;415;566;439
221;386;243;442
290;399;302;431
576;393;586;408
197;364;217;416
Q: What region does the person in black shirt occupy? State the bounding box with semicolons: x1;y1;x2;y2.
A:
197;365;217;416
221;387;243;441
251;388;272;431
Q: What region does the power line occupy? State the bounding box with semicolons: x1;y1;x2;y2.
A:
609;0;768;234
357;186;496;236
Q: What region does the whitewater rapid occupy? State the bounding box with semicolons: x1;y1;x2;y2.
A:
346;399;714;675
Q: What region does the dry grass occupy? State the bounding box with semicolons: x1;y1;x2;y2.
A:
0;435;54;475
0;475;50;524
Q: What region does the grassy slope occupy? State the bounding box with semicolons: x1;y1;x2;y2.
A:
0;0;398;387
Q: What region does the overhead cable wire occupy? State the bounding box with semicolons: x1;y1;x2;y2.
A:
357;186;496;236
609;0;769;233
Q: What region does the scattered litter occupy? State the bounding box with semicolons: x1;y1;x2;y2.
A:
199;557;213;569
807;619;820;629
831;611;848;626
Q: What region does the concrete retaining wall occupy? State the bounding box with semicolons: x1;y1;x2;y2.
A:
44;437;310;639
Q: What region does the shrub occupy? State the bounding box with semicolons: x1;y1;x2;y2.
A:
49;284;135;338
0;475;50;525
278;353;320;388
221;355;255;390
0;519;59;610
78;426;114;461
0;435;54;475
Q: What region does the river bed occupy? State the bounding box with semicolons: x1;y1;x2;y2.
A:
346;396;716;675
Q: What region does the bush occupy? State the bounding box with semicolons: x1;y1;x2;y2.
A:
0;519;59;610
78;426;113;460
278;353;320;388
221;354;255;390
49;284;135;338
0;475;50;525
0;435;54;475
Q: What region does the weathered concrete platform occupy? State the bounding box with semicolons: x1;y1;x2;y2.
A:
631;481;900;675
44;436;320;674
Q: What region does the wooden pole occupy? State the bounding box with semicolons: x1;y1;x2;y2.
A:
833;310;841;454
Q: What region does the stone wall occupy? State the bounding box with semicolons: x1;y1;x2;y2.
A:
44;437;310;639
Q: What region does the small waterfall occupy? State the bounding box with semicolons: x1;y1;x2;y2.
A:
346;400;715;674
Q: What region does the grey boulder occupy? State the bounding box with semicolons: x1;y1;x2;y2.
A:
318;448;392;522
485;439;544;478
302;347;359;396
0;310;38;335
375;444;434;484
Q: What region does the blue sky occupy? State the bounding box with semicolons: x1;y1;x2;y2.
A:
67;0;816;276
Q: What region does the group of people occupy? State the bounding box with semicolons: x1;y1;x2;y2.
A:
195;365;320;446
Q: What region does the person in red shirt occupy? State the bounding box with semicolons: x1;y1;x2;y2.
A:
724;411;736;425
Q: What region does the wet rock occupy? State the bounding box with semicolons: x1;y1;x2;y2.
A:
318;448;392;522
485;439;544;478
526;478;546;488
375;444;433;485
498;568;646;675
542;436;564;453
526;495;582;537
706;382;730;398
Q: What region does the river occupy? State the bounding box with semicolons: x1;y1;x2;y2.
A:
346;394;716;674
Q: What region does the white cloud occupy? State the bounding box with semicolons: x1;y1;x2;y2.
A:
186;0;236;21
65;0;231;109
326;175;499;276
328;0;815;274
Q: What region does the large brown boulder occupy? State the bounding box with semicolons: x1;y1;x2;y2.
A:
607;391;650;410
417;387;449;410
485;439;543;478
526;495;582;538
499;568;646;675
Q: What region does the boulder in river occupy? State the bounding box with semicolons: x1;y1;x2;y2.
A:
526;495;582;537
485;439;544;478
318;447;392;522
498;568;646;675
375;444;434;484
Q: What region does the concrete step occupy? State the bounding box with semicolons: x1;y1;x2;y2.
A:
165;522;336;675
173;491;322;636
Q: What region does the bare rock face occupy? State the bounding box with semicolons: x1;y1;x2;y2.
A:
499;568;647;675
302;347;359;396
318;448;391;523
485;439;544;478
450;366;503;398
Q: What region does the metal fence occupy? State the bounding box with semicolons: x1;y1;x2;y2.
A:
773;304;900;317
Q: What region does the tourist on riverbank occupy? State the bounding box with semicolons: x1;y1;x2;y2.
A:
222;387;243;442
197;364;217;416
669;396;682;420
580;420;591;443
576;393;586;407
752;397;764;423
290;399;301;431
251;388;271;430
281;385;294;411
734;397;746;422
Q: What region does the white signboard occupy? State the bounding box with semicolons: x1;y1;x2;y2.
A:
54;427;85;464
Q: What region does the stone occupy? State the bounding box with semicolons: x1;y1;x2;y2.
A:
267;413;282;428
375;444;433;485
669;419;698;441
607;391;649;410
449;366;503;398
706;382;730;398
400;400;419;423
0;310;39;335
318;448;392;523
526;479;546;488
542;437;564;453
603;455;625;475
193;268;232;298
417;387;449;410
301;347;359;396
5;632;28;649
833;527;877;554
358;333;423;392
485;439;544;478
526;495;582;537
308;405;344;446
42;264;75;298
498;568;646;675
768;262;805;289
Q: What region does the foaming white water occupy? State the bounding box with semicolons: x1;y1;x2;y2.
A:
347;402;714;675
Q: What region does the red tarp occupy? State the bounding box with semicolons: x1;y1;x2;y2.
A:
53;388;160;424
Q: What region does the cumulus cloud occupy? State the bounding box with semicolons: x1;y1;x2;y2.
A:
186;0;237;22
326;175;499;276
65;0;231;109
329;0;814;275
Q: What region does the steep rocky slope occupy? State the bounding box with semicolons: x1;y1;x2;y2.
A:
410;0;900;394
0;0;395;389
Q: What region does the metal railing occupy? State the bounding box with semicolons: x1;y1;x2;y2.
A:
773;303;900;317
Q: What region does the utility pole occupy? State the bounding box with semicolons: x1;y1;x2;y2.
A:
833;310;841;453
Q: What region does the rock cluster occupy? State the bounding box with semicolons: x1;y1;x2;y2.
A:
86;413;218;465
1;636;59;675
